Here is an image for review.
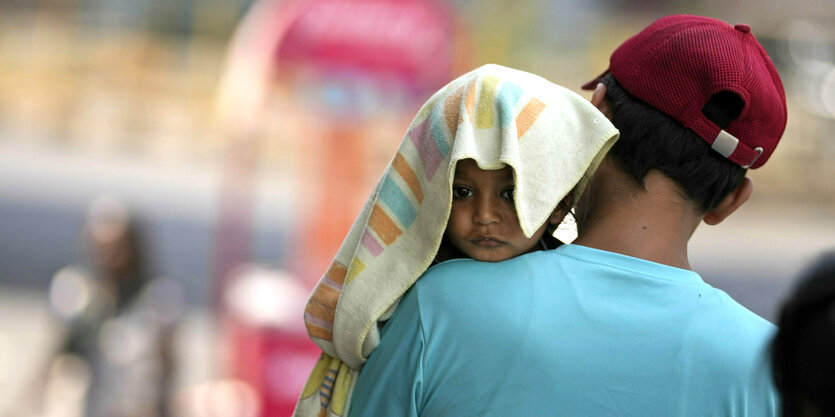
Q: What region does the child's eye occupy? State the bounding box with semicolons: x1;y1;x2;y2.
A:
500;187;515;201
452;186;473;199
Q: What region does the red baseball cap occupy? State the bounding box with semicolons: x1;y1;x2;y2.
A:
582;15;787;169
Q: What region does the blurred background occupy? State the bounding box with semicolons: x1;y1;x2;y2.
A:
0;0;833;416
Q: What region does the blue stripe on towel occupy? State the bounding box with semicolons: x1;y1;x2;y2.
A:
430;108;452;157
380;175;417;228
497;81;524;127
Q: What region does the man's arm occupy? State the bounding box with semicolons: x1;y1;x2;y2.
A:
347;284;426;417
742;340;780;417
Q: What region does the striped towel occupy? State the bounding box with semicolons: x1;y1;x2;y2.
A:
293;64;619;417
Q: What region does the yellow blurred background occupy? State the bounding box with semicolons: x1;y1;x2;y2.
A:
1;0;833;416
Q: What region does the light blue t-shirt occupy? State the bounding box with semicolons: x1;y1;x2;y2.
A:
348;244;777;417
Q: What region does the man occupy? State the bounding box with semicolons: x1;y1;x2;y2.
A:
347;15;787;416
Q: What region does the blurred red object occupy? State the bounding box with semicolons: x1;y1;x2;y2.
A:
277;0;455;93
224;266;320;417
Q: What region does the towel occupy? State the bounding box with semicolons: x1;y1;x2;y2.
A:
293;64;619;417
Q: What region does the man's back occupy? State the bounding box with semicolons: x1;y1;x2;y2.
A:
349;245;777;416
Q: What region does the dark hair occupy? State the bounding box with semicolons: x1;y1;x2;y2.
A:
772;251;835;417
600;73;746;212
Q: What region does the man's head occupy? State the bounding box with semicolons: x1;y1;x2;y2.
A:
583;15;787;213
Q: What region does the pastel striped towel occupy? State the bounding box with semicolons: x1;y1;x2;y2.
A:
293;64;619;417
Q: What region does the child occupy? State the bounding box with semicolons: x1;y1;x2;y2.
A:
434;158;570;263
294;64;619;417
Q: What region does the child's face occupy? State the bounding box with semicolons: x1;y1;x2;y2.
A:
445;159;551;262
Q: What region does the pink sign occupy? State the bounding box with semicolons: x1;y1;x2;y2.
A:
277;0;455;91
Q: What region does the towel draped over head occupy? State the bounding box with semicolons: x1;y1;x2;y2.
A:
293;64;619;417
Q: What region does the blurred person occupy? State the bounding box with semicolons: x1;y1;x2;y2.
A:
294;64;619;416
772;251;835;417
45;196;184;417
342;15;788;417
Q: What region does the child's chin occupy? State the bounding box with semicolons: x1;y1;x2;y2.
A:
469;251;514;263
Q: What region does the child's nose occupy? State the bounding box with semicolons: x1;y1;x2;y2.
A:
473;196;500;225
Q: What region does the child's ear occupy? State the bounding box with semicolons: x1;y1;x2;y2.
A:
548;195;573;225
591;83;612;120
548;208;566;226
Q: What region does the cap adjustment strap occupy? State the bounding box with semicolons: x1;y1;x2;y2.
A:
711;129;739;158
741;147;763;169
712;130;764;168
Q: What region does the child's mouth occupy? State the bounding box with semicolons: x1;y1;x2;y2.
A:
471;237;503;247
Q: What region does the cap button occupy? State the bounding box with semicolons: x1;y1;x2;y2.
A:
734;24;751;33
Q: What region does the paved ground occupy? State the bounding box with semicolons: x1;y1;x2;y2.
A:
0;290;218;416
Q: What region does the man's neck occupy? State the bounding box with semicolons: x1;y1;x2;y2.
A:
573;164;703;270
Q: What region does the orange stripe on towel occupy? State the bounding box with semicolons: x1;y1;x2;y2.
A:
307;324;333;341
369;204;402;246
308;262;346;314
325;262;348;286
444;85;465;136
314;285;340;308
466;79;476;123
516;97;546;139
392;153;424;204
305;262;348;342
305;300;335;324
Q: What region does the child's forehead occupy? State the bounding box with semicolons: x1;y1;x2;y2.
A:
454;159;514;180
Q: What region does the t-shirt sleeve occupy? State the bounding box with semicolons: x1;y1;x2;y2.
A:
347;284;425;417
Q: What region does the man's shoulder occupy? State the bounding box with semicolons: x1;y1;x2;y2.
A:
413;251;556;310
700;286;776;333
421;250;554;285
678;287;776;384
699;289;776;350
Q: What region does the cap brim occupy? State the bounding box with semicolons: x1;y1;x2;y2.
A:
581;69;610;91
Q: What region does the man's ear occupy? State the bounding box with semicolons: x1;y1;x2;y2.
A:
703;177;754;225
591;83;612;119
